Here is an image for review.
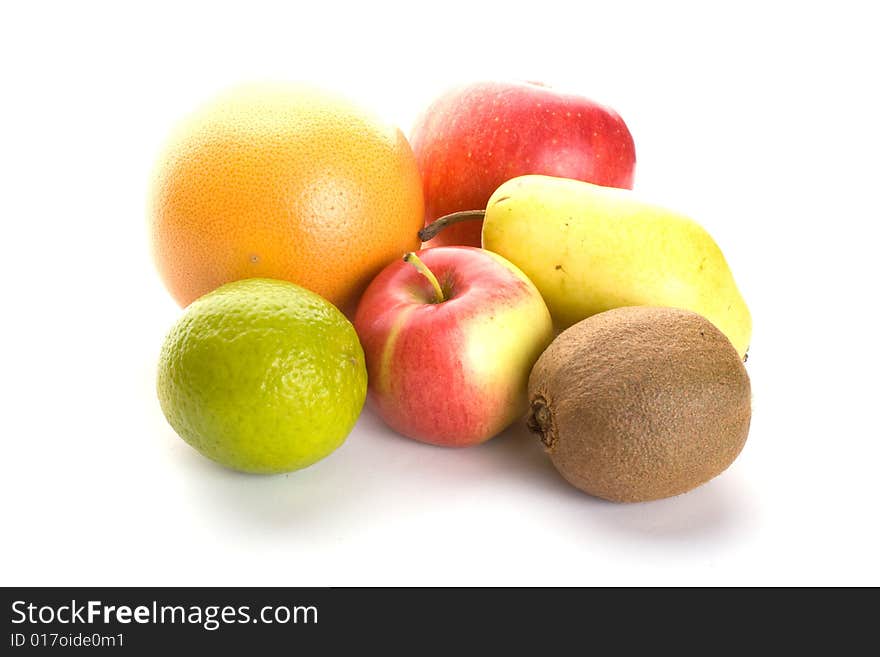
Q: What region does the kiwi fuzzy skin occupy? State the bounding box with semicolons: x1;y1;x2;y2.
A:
527;306;751;503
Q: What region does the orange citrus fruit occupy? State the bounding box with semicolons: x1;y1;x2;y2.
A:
149;83;424;313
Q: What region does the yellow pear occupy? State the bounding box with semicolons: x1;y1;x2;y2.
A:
421;175;751;358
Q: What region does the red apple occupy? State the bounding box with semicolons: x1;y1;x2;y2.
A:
410;80;636;247
353;247;553;447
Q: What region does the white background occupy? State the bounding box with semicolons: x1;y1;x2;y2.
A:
2;1;878;586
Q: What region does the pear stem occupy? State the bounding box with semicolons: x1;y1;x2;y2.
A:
403;252;445;303
418;210;486;242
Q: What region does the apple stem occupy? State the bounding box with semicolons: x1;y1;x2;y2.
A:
403;252;445;303
418;210;486;242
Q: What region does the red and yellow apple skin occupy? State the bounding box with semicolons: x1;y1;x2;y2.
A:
353;247;553;447
410;80;637;248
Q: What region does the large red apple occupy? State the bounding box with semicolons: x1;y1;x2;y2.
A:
410;80;636;247
353;247;553;447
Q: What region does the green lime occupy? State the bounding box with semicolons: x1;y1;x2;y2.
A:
157;278;367;474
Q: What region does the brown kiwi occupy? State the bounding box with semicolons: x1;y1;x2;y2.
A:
526;306;751;503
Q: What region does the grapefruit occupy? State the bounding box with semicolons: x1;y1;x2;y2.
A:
150;83;424;313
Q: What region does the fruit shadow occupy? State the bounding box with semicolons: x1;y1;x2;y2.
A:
483;422;759;545
174;408;756;544
171;429;376;533
172;409;565;532
580;475;758;544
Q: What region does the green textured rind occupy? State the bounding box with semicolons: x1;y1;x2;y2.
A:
157;278;367;474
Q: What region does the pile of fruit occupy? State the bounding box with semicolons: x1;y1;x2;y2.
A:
151;81;751;503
